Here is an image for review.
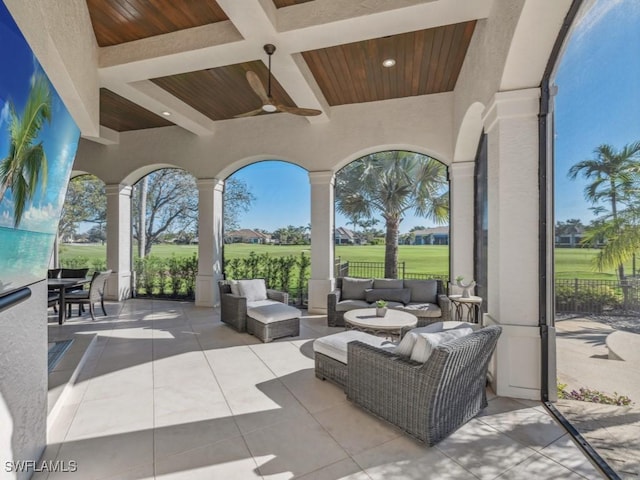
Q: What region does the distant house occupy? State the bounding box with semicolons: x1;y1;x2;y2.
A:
225;229;271;244
411;226;449;245
555;228;585;248
334;227;365;245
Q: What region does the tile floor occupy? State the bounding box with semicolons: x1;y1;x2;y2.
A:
38;299;604;479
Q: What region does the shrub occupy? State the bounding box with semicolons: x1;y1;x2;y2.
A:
555;283;621;313
558;383;632;406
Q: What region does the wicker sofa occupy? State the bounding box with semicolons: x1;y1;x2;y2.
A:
327;277;450;327
346;325;502;446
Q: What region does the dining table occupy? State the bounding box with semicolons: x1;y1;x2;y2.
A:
47;277;91;325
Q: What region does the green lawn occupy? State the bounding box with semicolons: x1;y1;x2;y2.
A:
59;243;632;280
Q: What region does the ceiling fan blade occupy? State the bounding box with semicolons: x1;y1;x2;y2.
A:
277;104;322;116
246;71;270;104
234;107;264;118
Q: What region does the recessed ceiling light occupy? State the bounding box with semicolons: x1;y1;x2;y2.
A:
161;111;171;116
382;58;396;68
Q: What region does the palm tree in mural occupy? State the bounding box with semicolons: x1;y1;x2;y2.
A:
568;142;640;280
336;151;449;278
0;73;52;227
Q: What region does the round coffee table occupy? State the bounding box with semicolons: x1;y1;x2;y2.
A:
343;308;417;339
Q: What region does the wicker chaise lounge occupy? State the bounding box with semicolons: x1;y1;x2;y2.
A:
218;280;300;342
346;325;502;446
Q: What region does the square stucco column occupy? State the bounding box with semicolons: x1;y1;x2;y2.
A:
105;184;132;301
308;171;335;314
450;161;475;281
195;178;224;307
482;88;546;400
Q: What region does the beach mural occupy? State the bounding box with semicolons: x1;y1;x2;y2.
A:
0;1;81;295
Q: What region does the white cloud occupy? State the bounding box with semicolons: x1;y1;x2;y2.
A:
0;210;11;228
19;203;58;232
0;101;9;127
572;0;639;45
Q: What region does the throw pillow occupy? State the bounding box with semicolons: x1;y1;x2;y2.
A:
237;279;268;302
404;279;438;303
410;327;473;363
373;278;404;289
395;323;451;358
364;288;411;305
229;280;240;296
394;331;419;357
341;277;374;300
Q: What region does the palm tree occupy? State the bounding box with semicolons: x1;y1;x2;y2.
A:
336;151;449;278
0;74;52;227
568;142;640;279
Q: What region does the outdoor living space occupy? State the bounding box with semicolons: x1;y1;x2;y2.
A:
41;299;601;480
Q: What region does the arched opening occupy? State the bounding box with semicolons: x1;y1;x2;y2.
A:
130;167;199;299
551;1;640;473
222;160;311;305
57;173;107;272
334;150;450;282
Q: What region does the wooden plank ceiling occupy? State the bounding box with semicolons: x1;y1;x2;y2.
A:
151;61;297;121
100;89;174;132
86;0;228;47
87;3;476;130
301;21;477;106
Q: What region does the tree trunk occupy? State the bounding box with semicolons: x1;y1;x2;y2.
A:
138;177;147;258
610;183;625;280
384;217;400;278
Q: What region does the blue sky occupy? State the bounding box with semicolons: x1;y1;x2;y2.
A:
231;1;640;234
230;160;440;233
554;0;640;224
0;1;80;234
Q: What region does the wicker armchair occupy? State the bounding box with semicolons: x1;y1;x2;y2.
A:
218;280;288;333
346;325;502;446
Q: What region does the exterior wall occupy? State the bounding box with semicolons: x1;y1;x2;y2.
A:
73;92;455;184
0;283;48;480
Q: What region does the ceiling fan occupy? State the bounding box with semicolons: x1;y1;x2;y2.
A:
235;44;322;118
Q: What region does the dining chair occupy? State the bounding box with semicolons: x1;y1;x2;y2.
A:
66;270;112;321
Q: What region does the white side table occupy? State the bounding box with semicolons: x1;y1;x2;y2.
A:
448;295;483;324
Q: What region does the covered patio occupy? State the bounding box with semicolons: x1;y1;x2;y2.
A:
41;299;599;479
0;0;609;478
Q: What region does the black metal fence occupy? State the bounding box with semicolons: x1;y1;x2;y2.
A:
554;278;640;315
334;260;449;283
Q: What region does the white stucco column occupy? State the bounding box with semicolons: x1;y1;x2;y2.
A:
449;161;475;282
195;178;224;307
105;184;132;300
482;88;542;400
308;171;335;314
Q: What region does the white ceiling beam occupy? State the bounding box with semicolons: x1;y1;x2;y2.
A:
276;0;494;52
99;22;251;84
81;126;120;145
103;80;217;136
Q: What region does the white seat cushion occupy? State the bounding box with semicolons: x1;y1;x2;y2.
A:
313;331;396;364
246;299;281;309
247;303;301;324
335;299;370;311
